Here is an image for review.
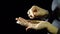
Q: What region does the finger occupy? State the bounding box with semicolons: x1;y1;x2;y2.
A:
26;27;31;31
15;17;25;23
16;21;20;24
15;18;22;21
27;10;30;14
19;17;28;23
18;17;26;24
15;18;19;20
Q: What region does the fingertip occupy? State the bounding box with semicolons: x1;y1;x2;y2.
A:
16;21;20;24
15;18;18;20
19;17;22;19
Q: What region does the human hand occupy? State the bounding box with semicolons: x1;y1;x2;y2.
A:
15;17;58;34
15;17;48;31
27;5;49;19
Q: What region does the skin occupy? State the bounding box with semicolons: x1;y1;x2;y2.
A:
27;5;49;19
16;5;58;34
16;17;58;34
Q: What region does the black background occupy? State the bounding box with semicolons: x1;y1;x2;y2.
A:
1;0;53;34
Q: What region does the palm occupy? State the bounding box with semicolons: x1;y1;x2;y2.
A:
16;17;47;31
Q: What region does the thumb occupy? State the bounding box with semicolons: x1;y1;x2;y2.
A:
26;27;31;31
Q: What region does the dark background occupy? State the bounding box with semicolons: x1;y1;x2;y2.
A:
1;0;53;34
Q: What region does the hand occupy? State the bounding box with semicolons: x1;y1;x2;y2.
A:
27;5;49;19
16;17;48;31
16;17;58;34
